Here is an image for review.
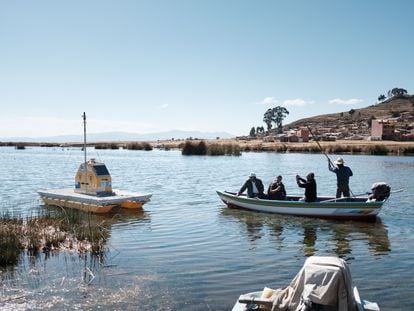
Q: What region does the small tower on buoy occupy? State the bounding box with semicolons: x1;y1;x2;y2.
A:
74;158;113;196
73;112;113;196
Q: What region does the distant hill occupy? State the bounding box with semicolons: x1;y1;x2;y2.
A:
0;130;235;143
285;96;414;137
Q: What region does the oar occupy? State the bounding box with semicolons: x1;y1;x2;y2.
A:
320;197;355;203
321;188;405;203
320;193;370;203
306;125;356;197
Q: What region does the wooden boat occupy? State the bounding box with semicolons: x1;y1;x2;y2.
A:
38;113;152;214
232;256;380;311
216;189;389;220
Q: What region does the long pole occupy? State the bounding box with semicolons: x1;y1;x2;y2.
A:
83;112;87;192
307;125;355;197
306;125;334;165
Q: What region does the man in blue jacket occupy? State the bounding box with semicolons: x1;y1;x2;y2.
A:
238;173;265;198
329;157;353;198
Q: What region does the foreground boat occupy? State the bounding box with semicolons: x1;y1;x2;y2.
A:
232;256;380;311
217;187;389;220
38;113;152;214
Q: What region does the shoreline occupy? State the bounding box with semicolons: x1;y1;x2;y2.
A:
2;138;414;155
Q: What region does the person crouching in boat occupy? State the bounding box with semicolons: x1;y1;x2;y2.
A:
268;175;286;200
238;173;265;198
296;173;317;202
328;157;353;198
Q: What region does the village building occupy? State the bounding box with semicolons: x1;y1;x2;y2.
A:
371;119;397;140
371;119;414;141
296;127;310;142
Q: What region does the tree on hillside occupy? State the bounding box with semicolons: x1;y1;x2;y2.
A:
256;126;265;134
388;87;408;98
348;109;355;117
263;109;273;130
249;127;256;137
378;94;386;102
263;106;290;132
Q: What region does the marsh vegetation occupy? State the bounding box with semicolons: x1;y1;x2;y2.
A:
181;140;241;156
0;209;110;268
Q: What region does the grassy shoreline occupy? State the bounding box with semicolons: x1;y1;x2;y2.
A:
2;139;414;155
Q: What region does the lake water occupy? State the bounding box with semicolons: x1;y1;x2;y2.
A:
0;147;413;310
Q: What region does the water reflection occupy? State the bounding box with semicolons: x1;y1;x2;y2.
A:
219;208;390;259
302;223;317;257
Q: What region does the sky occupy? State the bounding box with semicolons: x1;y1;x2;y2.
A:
1;0;413;138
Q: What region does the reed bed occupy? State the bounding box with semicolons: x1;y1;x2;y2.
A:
401;146;414;155
0;215;24;266
125;142;153;151
94;143;120;150
181;141;241;156
207;143;241;156
15;144;26;150
182;140;207;155
242;143;263;152
0;209;110;267
365;144;389;155
164;140;414;157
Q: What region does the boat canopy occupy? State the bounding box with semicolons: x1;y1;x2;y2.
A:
256;256;357;311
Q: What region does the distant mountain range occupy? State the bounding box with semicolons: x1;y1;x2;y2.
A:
0;130;235;143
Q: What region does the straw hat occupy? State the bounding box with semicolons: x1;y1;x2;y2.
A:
334;157;344;165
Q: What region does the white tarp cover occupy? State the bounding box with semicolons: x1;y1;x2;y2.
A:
269;256;357;311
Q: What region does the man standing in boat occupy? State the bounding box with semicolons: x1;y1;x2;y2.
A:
296;173;317;202
238;173;265;198
328;157;353;198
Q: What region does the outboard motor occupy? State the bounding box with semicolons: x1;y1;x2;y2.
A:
370;182;391;201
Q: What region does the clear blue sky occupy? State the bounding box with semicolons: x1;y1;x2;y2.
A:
1;0;413;137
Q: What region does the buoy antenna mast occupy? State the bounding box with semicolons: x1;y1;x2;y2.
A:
82;112;87;191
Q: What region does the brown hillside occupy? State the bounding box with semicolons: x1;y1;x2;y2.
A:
285;96;414;137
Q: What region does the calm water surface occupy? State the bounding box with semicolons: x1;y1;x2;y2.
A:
0;147;413;310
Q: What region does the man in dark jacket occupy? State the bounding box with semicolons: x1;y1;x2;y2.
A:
329;157;353;198
296;173;317;202
268;175;286;200
238;173;265;198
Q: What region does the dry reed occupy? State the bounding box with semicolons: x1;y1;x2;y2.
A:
0;209;110;267
125;142;153;150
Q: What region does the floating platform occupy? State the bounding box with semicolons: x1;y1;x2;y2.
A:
38;188;152;214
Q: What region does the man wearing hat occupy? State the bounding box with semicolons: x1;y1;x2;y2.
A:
329;157;353;198
238;173;265;198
